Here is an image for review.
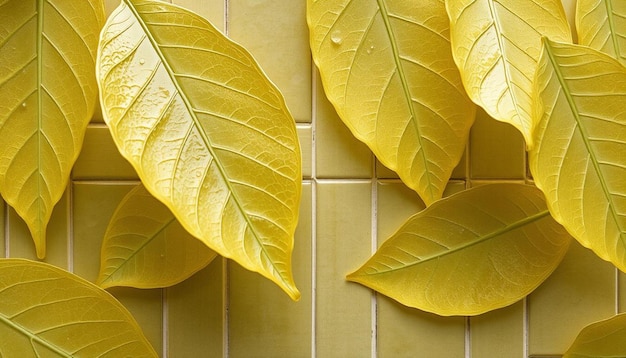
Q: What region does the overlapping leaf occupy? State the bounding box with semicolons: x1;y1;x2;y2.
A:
97;185;217;289
577;0;626;65
446;0;571;147
308;0;475;205
0;259;157;357
97;0;301;299
0;0;105;258
530;39;626;270
348;183;571;316
564;314;626;358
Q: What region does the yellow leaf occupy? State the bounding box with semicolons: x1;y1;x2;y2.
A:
0;258;157;357
530;39;626;270
97;185;217;289
307;0;475;205
0;0;105;258
577;0;626;65
446;0;571;147
564;313;626;358
97;0;301;300
347;183;571;316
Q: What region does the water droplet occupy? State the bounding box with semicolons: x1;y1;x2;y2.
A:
367;45;374;54
139;58;145;65
330;30;343;45
21;102;26;108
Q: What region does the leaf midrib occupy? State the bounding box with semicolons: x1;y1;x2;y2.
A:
375;0;434;201
543;40;626;239
354;210;552;276
0;311;70;357
122;0;288;288
605;0;622;60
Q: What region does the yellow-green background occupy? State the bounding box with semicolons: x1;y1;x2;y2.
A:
1;0;619;356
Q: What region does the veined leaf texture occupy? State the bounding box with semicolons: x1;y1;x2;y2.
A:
97;185;217;289
577;0;626;65
446;0;571;147
564;313;626;358
308;0;475;206
0;259;157;357
0;0;105;258
530;39;626;272
348;184;572;316
97;0;301;299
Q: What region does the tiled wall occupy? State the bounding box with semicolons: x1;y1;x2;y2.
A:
2;0;621;357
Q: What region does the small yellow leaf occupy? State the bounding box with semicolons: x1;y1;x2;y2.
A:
577;0;626;64
97;185;217;289
97;0;301;300
564;313;626;358
0;258;157;357
530;39;626;269
0;0;105;258
347;184;571;316
308;0;475;205
446;0;571;146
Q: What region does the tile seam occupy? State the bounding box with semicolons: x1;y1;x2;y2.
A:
311;63;318;358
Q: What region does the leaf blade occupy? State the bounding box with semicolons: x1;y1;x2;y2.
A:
0;258;157;357
348;183;572;316
564;313;626;358
446;0;571;146
308;0;475;205
576;0;626;65
530;39;626;271
97;185;217;289
97;0;301;299
0;0;105;258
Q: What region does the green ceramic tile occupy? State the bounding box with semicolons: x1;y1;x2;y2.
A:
528;241;616;356
471;302;524;358
7;189;69;268
72;183;136;282
298;125;313;179
229;183;312;357
376;181;465;357
316;182;373;357
377;295;465;358
173;0;224;31
316;76;373;178
73;126;138;180
376;161;399;179
167;257;225;357
228;0;311;123
0;201;5;258
470;108;526;179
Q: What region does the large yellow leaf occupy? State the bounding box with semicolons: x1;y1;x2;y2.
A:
564;313;626;358
577;0;626;64
97;184;217;289
347;183;572;316
530;39;626;270
0;258;157;357
308;0;475;205
97;0;301;300
446;0;571;147
0;0;105;258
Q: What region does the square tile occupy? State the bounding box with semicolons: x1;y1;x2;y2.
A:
73;126;138;180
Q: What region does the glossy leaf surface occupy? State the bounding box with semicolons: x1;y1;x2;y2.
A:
97;185;217;289
308;0;475;205
0;0;105;258
577;0;626;64
348;184;571;316
446;0;571;146
97;0;301;299
564;314;626;358
0;259;157;357
530;39;626;270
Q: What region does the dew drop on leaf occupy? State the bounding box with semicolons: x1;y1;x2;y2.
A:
139;58;145;65
330;30;343;45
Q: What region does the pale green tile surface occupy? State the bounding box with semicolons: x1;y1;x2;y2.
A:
316;182;373;357
73;126;138;180
167;258;225;357
228;184;312;357
528;242;616;355
471;302;524;358
298;125;313;179
0;201;4;258
228;0;311;123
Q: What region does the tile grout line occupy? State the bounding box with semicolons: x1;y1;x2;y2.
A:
67;182;74;272
4;201;8;258
310;63;318;358
465;317;471;358
524;296;529;358
616;267;620;314
370;157;378;358
162;289;169;358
